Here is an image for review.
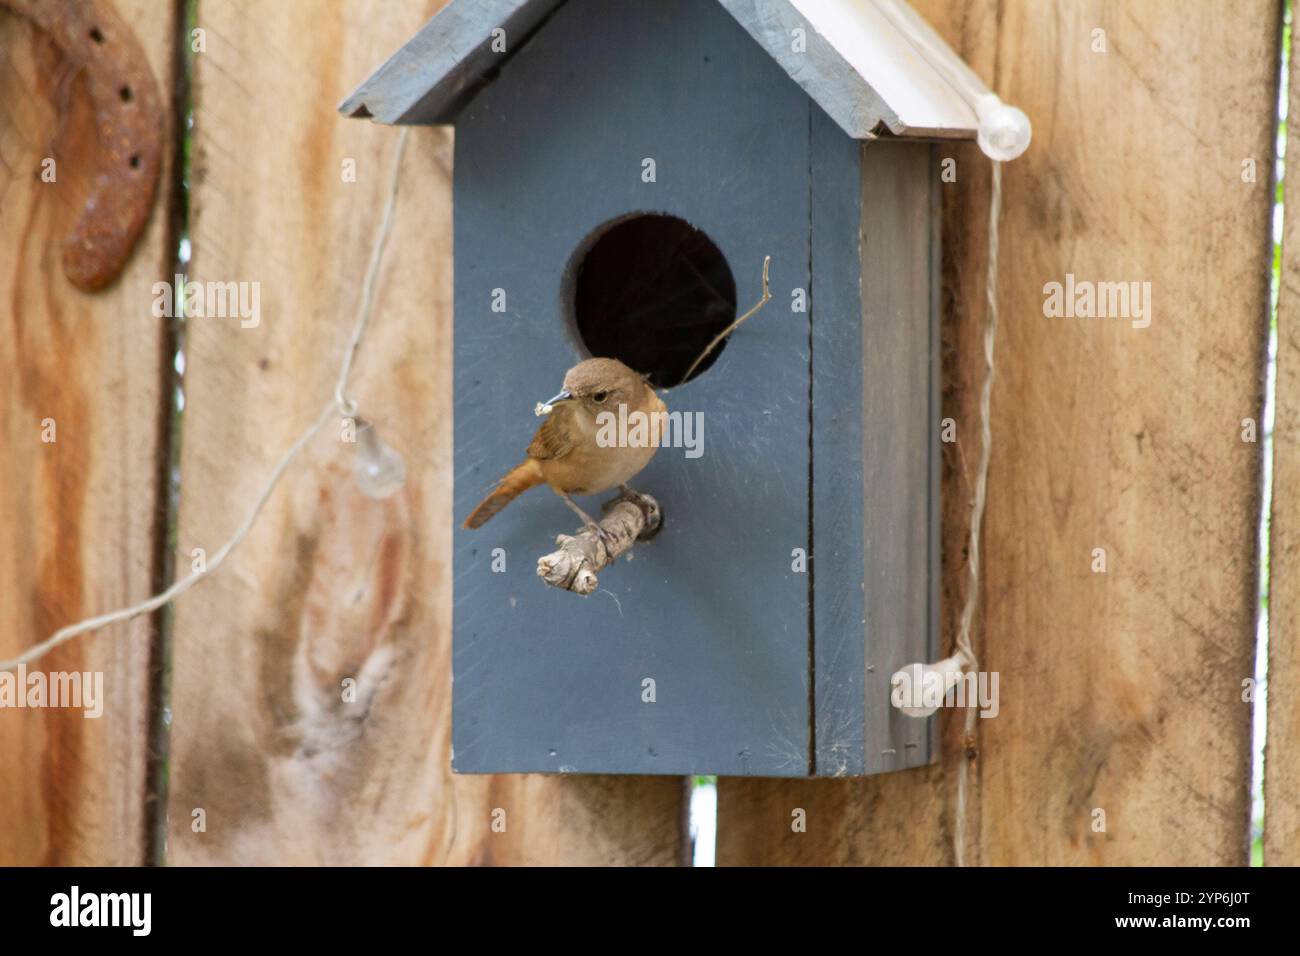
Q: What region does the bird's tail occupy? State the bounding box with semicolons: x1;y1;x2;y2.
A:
463;458;544;529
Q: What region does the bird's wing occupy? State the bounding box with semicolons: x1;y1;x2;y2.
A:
526;408;576;461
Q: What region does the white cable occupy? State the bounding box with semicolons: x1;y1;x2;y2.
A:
953;159;1002;868
336;129;409;417
1;129;411;674
0;404;334;672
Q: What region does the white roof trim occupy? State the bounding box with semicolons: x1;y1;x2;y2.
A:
790;0;978;136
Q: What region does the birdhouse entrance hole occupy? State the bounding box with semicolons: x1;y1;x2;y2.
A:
569;213;737;388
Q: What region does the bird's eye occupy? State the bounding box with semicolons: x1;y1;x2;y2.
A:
593;390;608;404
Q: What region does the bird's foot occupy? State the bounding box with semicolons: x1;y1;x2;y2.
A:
606;486;662;542
615;483;644;504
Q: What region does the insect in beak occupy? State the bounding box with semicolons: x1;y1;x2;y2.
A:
535;388;572;417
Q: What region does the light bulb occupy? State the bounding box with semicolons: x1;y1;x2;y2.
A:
354;419;406;499
975;94;1032;162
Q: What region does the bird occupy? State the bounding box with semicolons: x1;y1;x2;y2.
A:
463;357;666;536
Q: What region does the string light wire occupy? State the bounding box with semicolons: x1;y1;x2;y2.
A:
952;159;1003;867
1;128;410;674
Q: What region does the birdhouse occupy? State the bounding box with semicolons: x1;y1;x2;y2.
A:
341;0;993;777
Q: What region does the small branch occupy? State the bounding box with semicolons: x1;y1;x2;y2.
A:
537;493;662;595
679;254;772;385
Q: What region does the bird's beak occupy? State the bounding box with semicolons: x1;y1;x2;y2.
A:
534;388;572;417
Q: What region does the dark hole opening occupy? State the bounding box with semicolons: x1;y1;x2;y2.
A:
129;154;140;169
120;85;133;102
89;27;105;43
572;214;736;388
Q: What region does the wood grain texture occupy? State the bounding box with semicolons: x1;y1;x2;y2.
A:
0;0;176;864
719;0;1274;865
166;0;686;865
1267;15;1300;868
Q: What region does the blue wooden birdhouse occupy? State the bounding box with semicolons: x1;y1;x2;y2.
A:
341;0;994;777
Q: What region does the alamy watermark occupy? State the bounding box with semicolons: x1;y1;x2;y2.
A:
1042;273;1151;329
50;886;150;936
151;273;261;328
0;665;104;718
595;405;704;458
890;665;1000;718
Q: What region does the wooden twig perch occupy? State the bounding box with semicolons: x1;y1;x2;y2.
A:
537;492;662;595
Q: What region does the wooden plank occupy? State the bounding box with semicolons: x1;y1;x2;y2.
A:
0;0;176;865
1267;15;1300;868
166;0;686;865
720;0;1273;865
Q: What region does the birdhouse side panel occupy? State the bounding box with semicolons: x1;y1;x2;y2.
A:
812;134;940;776
861;141;941;775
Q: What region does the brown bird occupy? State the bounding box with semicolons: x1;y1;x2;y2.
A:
463;357;667;535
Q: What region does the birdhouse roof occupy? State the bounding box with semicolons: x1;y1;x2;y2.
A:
339;0;984;141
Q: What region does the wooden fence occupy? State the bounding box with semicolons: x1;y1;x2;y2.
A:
0;0;1292;866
